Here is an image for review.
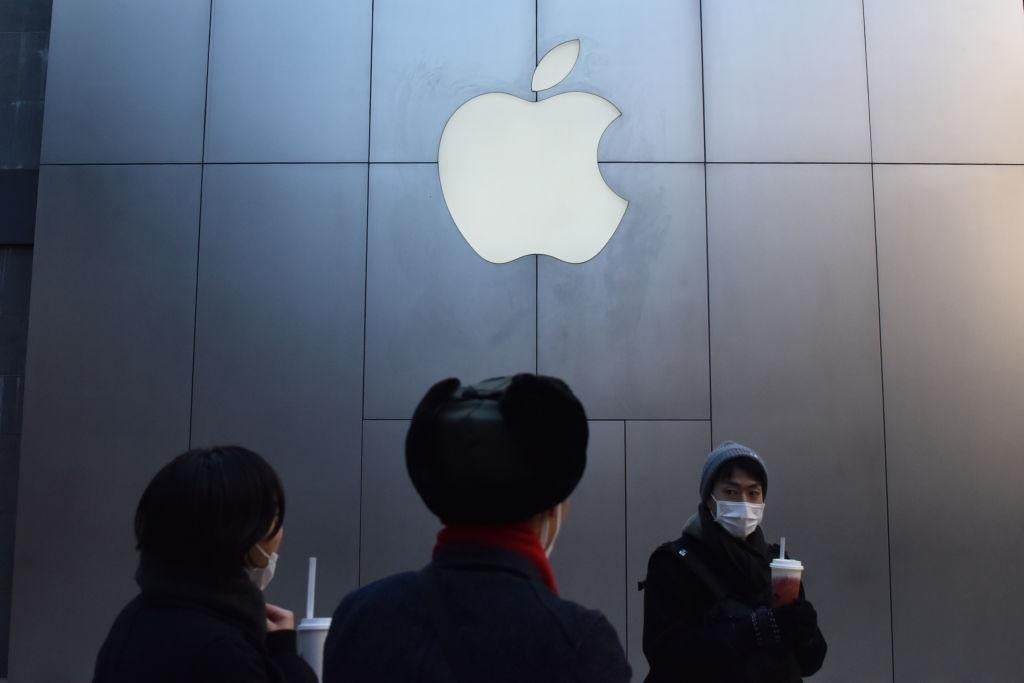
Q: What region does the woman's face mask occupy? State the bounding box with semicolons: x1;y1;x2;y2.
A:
245;543;278;591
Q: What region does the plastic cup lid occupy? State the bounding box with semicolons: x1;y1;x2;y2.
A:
769;558;803;570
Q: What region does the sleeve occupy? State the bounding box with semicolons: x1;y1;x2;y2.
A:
641;545;758;678
792;584;827;676
267;630;319;683
190;632;318;683
190;636;273;683
572;613;632;683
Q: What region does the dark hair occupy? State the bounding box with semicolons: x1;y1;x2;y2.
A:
712;460;767;494
134;446;285;578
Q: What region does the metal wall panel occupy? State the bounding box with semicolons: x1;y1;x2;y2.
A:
40;0;209;163
864;0;1024;163
204;0;372;162
363;164;535;419
190;163;367;618
538;163;708;419
539;0;703;162
370;0;534;162
703;0;871;162
10;165;200;681
876;165;1024;682
359;420;436;585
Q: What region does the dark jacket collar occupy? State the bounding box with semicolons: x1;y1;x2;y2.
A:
431;542;551;589
135;554;267;641
683;504;772;558
680;505;773;604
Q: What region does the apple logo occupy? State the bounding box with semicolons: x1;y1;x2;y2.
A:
438;39;628;264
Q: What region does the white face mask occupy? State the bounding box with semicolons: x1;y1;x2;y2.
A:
712;496;764;539
539;505;563;558
245;544;278;591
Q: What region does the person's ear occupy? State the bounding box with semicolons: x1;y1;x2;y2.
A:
544;505;559;534
245;541;271;569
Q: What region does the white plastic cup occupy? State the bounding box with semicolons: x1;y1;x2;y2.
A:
296;617;332;680
769;558;803;607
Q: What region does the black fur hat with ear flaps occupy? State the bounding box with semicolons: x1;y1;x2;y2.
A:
405;374;588;525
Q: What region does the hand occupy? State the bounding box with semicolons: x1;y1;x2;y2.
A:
773;600;818;645
265;603;296;632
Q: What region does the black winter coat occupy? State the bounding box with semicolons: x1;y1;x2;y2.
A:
93;557;318;683
323;543;631;683
642;509;827;683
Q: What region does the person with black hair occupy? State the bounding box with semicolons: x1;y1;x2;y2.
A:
641;442;827;682
323;374;631;683
93;446;317;683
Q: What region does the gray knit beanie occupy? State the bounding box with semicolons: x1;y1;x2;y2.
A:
699;441;768;501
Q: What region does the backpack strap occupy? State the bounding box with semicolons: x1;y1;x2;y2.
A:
670;539;730;601
638;539;730;602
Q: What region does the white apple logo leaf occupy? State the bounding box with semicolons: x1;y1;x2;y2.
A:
532;39;580;92
438;38;627;264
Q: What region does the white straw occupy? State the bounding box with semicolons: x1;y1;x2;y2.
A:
306;557;317;620
779;537;786;560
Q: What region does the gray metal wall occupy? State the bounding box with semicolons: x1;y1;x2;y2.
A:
8;1;1024;681
0;0;49;678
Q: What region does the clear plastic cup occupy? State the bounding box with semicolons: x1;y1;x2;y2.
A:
770;558;803;607
296;617;332;680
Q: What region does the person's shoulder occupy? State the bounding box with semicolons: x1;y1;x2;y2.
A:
540;590;622;645
646;536;693;572
331;571;420;619
106;593;146;626
98;595;258;681
130;593;246;639
554;601;630;682
352;570;419;600
650;538;680;558
643;535;716;596
546;591;607;623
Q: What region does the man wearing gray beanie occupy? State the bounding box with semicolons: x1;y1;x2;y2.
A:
640;442;827;682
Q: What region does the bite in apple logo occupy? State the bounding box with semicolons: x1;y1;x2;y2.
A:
438;39;627;264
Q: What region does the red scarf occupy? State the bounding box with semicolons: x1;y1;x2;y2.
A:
434;522;558;595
